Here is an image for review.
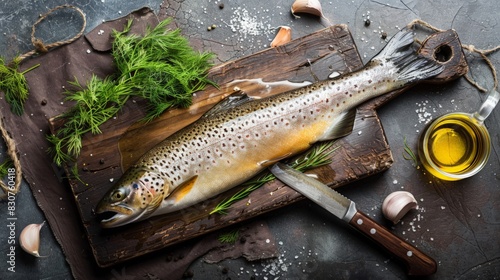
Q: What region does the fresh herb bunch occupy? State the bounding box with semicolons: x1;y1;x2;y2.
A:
210;141;339;215
0;56;40;115
48;18;215;166
112;19;215;121
47;76;133;165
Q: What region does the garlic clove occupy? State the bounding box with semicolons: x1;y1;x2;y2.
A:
382;191;418;224
271;26;292;47
291;0;324;18
19;221;45;257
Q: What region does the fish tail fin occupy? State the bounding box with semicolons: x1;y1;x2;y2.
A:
372;28;444;84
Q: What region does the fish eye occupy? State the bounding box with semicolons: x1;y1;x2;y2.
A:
132;183;139;189
111;188;129;202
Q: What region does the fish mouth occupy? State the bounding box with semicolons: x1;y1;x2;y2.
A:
96;205;137;228
98;211;127;226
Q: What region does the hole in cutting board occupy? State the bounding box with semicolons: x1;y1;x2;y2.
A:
434;44;453;63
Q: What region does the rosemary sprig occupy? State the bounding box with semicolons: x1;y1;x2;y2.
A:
218;229;240;244
48;18;215;166
210;141;339;215
402;136;418;166
210;173;274;215
0;56;40;115
292;140;338;172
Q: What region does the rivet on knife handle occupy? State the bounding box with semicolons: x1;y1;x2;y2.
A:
348;209;437;276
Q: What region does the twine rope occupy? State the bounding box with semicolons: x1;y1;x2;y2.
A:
0;119;22;199
17;5;87;61
0;5;86;199
407;19;500;92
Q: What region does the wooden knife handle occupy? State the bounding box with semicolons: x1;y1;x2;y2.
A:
348;211;437;276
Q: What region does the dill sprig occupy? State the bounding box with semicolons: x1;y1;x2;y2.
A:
210;141;339;215
218;229;240;244
112;19;215;122
47;76;132;166
0;158;13;178
48;18;215;166
0;57;40;115
402;136;418;166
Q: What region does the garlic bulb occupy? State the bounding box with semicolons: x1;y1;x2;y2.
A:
271;26;292;47
19;221;45;257
291;0;323;18
382;191;418;224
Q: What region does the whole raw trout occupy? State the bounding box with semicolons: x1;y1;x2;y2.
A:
96;29;443;227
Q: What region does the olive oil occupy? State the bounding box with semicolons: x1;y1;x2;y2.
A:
419;113;491;181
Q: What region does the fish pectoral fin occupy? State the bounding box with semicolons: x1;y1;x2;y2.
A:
143;192;164;218
317;109;357;141
258;153;292;167
169;175;198;203
203;92;254;118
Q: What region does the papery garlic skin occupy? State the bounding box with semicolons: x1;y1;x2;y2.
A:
271;26;292;47
19;221;45;257
291;0;324;18
382;191;418;224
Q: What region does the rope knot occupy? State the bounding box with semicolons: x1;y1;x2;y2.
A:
33;38;49;53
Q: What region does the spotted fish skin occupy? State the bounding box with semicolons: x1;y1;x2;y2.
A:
96;28;443;227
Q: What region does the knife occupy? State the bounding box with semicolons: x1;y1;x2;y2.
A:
269;163;437;276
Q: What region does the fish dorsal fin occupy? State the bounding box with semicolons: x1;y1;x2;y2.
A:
169;175;198;203
203;92;254;118
143;190;164;218
317;109;357;141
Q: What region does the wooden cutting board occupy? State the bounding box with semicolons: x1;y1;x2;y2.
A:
51;25;467;267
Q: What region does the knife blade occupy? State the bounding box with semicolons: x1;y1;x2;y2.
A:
269;163;437;276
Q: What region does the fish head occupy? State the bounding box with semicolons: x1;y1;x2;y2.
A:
96;167;168;228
